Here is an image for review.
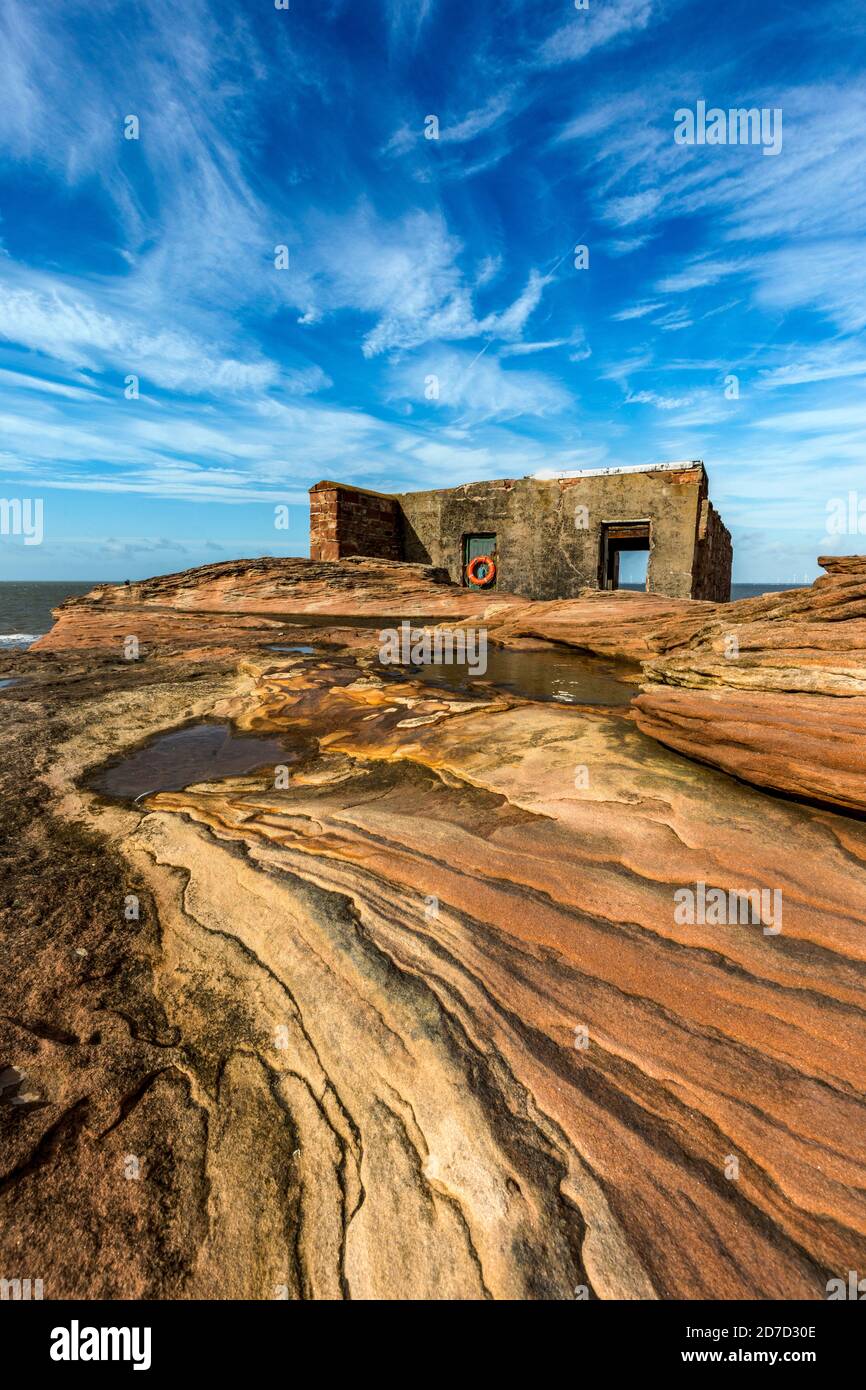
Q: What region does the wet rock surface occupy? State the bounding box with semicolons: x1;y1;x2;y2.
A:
1;556;865;1299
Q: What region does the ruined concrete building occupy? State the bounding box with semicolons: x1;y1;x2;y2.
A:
309;460;732;602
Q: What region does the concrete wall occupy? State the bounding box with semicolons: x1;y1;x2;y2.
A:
691;497;733;602
398;466;715;600
308;465;732;601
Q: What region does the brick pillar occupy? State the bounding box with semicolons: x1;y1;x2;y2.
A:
309;482;402;561
309;485;340;561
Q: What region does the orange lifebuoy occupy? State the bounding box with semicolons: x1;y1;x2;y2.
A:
466;555;496;587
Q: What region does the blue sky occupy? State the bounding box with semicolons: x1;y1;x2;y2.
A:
0;0;864;581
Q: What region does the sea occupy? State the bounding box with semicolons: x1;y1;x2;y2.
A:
0;581;101;650
0;580;805;650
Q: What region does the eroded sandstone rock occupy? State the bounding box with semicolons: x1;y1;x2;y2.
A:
634;557;866;811
3;554;865;1299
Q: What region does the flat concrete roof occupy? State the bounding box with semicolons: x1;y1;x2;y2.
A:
531;461;704;480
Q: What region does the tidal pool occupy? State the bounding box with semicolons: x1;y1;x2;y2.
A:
379;642;639;707
89;722;298;801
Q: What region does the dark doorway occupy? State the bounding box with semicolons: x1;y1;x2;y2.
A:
463;533;497;587
599;521;651;591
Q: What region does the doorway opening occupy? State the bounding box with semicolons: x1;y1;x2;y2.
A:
617;548;649;590
599;521;651;591
463;533;497;588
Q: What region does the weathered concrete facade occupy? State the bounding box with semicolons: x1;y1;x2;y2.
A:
309;462;732;601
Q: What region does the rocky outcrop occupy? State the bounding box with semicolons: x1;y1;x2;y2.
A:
3;557;866;1300
57;555;518;618
32;553;866;811
34;556;525;656
32;605;290;659
487;588;715;662
634;557;866;812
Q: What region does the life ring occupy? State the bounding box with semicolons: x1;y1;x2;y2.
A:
466;554;496;587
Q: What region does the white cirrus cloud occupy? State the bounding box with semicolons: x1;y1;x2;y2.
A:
753;241;866;334
387;346;573;423
655;259;749;293
756;341;866;390
612;301;664;321
302;204;552;357
0;273;322;396
539;0;655;68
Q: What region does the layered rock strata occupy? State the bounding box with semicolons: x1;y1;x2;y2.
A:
633;556;866;812
1;556;864;1299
